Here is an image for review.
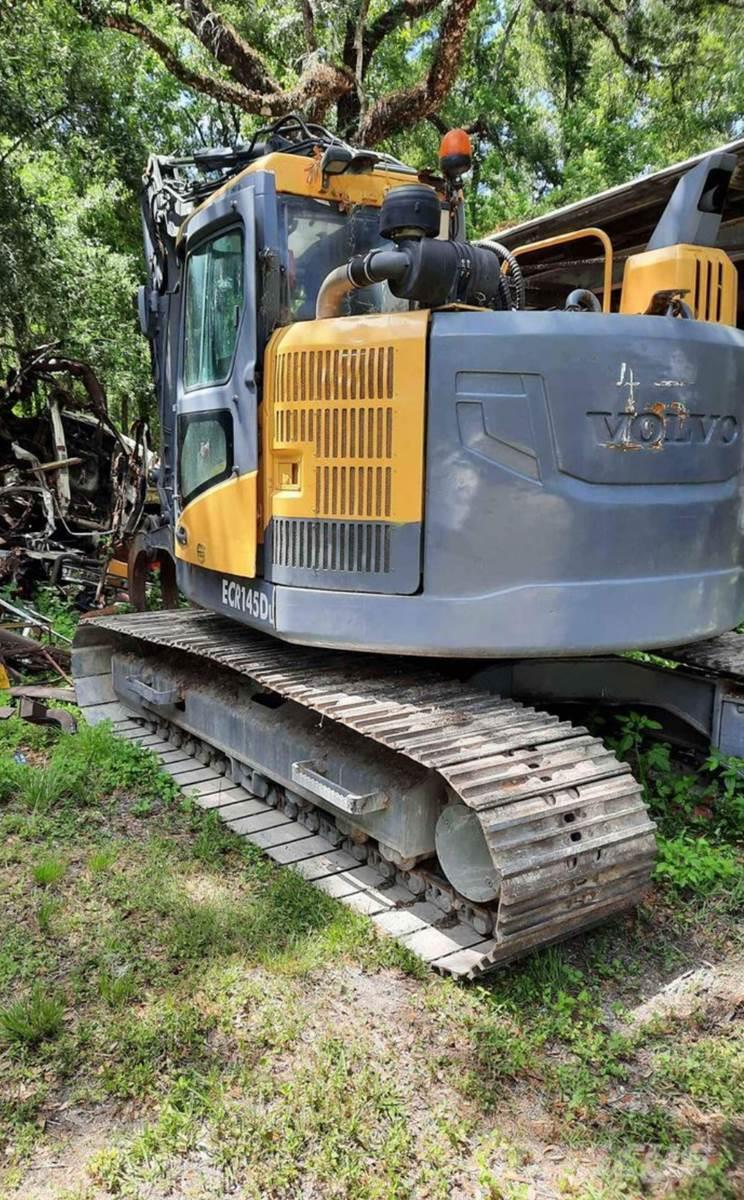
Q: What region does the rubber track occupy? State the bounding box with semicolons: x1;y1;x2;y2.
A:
79;610;656;977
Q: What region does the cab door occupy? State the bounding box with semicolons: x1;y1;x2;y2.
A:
174;185;258;578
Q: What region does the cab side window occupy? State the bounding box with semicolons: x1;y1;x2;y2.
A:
183;229;244;389
178;411;233;505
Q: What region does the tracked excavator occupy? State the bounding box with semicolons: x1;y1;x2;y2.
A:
74;115;744;977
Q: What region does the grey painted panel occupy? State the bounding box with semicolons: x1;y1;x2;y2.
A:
425;311;744;604
180;552;744;657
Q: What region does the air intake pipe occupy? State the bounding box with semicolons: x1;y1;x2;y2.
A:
316;184;513;318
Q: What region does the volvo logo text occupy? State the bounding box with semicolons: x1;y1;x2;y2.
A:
588;409;738;451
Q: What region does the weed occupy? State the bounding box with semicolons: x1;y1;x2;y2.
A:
97;965;138;1009
654;1035;744;1114
36;897;58;933
609;711;666;797
88;844;118;873
702;749;744;840
0;714;55;756
209;1037;413;1198
0;983;64;1046
655;834;741;894
191;809;237;863
464;1009;537;1104
0;756;23;803
52;722;179;808
18;763;70;815
32;855;66;886
29;585;81;642
130;797;153;817
672;1147;737;1199
606;711;744;898
607;1103;689;1150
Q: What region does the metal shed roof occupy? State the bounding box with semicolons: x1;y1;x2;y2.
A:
489;137;744;264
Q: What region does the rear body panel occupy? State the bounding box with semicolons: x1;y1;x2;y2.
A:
178;308;744;656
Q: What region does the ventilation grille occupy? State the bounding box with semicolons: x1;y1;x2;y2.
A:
274;405;393;458
694;256;724;322
315;464;392;518
272;518;391;574
275;346;394;405
273;343;397;523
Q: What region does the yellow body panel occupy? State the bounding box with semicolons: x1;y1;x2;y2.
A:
179;152;422;244
262;311;429;530
176;471;257;577
620;244;737;324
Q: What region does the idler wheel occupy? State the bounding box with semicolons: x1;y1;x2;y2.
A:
435;803;500;903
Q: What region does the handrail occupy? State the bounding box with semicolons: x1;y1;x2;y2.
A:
510;226;614;313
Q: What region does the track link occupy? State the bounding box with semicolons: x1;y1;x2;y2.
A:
74;610;656;978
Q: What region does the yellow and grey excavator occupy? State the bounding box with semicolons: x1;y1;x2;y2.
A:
74;115;744;977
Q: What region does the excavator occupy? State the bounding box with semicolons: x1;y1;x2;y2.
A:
73;115;744;977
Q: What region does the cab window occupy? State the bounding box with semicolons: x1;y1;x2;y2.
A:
279;196;408;322
183;229;244;389
178;411;233;505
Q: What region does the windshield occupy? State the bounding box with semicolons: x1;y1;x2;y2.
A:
279;195;408;322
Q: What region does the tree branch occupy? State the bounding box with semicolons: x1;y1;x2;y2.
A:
301;0;317;51
574;3;645;71
167;0;280;94
359;0;478;144
85;10;257;108
363;0;444;73
493;0;523;80
78;6;354;120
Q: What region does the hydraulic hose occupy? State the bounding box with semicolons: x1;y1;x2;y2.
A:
476;239;525;309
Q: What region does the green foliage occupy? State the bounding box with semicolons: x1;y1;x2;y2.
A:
607;711;744;898
50;720;179;808
0;756;24;804
96;964;138;1009
671;1148;738;1200
0;983;64;1046
27;586;80;642
32;855;66;886
36;897;58;934
655;1036;744;1114
0;703;741;1197
17;763;71;815
655;834;741;895
88;843;118;873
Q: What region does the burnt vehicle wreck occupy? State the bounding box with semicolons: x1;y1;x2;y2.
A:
0;345;152;599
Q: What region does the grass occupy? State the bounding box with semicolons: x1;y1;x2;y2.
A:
0;708;741;1199
0;983;64;1046
32;855;66;886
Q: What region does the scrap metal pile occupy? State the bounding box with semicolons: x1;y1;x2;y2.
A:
0;345;152;602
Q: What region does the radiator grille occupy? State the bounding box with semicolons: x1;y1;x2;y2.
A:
273;344;396;521
275;346;395;405
272;518;391;574
693;256;724;322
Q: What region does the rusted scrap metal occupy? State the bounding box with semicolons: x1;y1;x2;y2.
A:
0;696;77;733
0;592;73;686
0;345;153;599
0;626;72;681
7;685;76;703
